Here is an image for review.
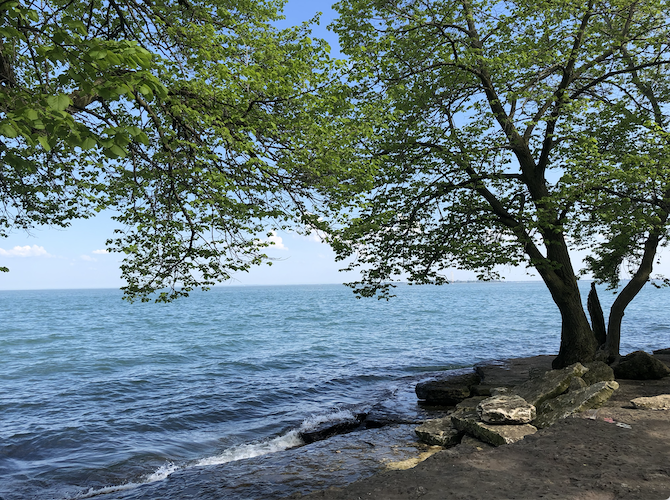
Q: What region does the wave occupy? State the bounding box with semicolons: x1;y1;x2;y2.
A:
70;463;179;499
67;408;361;499
195;408;361;466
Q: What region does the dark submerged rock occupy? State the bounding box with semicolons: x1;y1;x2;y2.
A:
415;372;482;406
613;351;670;380
299;413;366;444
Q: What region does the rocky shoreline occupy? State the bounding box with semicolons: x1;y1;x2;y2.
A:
295;350;670;500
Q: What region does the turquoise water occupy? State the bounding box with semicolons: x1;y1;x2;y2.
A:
1;282;669;499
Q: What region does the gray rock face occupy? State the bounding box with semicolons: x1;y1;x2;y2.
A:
415;417;463;447
415;372;482;405
582;361;615;385
455;396;487;409
630;394;670;410
613;351;670;380
568;376;587;392
534;380;619;429
450;406;537;446
513;362;589;407
491;387;512;396
477;395;536;424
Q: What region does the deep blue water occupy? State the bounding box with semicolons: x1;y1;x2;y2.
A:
1;282;669;499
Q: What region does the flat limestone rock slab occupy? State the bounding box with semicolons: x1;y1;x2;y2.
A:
568;376;587;392
534;380;619;429
582;361;614;385
455;396;488;410
630;394;670;410
415;372;481;406
415;417;463;447
513;362;589;407
450;406;537;446
477;395;536;424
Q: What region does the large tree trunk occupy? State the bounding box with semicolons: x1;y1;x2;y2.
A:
550;282;598;368
531;241;598;369
603;229;664;362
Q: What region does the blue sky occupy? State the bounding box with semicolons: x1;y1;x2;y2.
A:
1;1;667;290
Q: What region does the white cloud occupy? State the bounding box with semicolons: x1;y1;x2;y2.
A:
267;231;288;250
80;255;97;262
0;245;51;257
92;249;109;254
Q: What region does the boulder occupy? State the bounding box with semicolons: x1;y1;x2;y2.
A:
568;376;587;392
299;413;365;444
613;351;670;380
415;417;464;447
582;361;615;385
477;395;536;424
451;406;537;446
630;394;670;410
415;372;482;405
491;387;512;396
470;384;496;397
652;348;670;355
533;381;619;429
513;362;589;407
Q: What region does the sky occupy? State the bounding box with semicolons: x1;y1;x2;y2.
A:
1;1;668;291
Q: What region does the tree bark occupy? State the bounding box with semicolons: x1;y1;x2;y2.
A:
549;281;598;368
587;282;607;347
527;235;598;369
604;229;664;362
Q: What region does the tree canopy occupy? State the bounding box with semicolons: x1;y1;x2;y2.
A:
0;0;339;300
325;0;670;367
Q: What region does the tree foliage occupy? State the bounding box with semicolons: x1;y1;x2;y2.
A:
326;0;670;366
0;0;338;301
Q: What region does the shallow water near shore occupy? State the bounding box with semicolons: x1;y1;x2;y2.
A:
2;282;669;500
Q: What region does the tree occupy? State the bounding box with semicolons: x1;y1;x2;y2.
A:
325;0;670;367
0;0;336;301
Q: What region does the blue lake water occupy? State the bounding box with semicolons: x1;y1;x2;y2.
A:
1;282;669;499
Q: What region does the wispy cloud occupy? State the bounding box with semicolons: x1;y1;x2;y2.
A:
0;245;51;257
92;249;109;254
80;254;97;262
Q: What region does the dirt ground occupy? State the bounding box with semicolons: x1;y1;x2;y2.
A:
300;357;670;500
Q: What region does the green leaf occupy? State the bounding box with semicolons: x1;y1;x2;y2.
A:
45;94;72;112
0;123;18;138
81;137;97;150
105;144;127;158
37;135;51;151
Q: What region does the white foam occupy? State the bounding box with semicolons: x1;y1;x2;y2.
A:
298;409;358;432
71;462;180;499
144;462;180;482
195;430;304;466
71;409;358;498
